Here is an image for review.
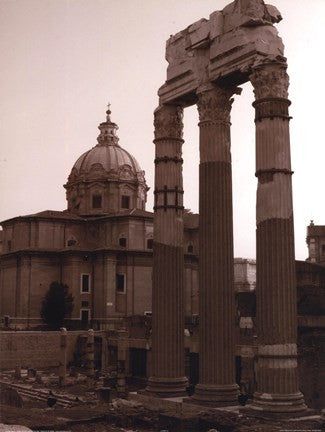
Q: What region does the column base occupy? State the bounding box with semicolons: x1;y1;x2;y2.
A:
144;376;188;398
190;383;239;407
242;391;308;419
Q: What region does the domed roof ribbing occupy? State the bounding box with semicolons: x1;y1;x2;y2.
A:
71;104;141;177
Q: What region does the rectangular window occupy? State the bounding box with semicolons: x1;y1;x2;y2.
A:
92;194;102;209
81;309;90;322
121;195;130;209
116;274;126;294
322;245;325;254
147;239;153;249
7;240;12;251
81;300;89;308
81;274;90;293
119;237;127;248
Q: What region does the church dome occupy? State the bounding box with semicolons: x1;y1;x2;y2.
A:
65;105;148;216
73;143;141;175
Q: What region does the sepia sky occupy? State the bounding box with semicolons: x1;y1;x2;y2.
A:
0;0;324;260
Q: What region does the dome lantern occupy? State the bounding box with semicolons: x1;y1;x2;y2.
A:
97;102;120;147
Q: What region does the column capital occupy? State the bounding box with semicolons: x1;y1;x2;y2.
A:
154;104;184;140
196;83;241;124
250;62;289;100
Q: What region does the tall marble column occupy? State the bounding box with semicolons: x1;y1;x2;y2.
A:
146;104;188;397
249;61;306;415
191;83;239;405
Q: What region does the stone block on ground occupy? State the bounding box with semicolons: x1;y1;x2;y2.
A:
0;386;23;408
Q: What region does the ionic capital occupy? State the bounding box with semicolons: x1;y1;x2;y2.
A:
154;104;184;140
196;84;241;124
250;63;289;100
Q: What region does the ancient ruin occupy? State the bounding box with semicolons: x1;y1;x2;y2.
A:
147;0;307;416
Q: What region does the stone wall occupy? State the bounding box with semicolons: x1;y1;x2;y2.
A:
0;330;88;370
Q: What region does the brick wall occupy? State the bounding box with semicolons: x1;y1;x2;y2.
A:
0;330;90;370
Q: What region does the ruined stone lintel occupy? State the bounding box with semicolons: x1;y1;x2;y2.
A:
154;156;184;164
196;83;241;124
253;97;291;121
154;104;184;140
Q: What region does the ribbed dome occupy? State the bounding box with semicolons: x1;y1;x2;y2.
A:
71;104;142;177
73;143;141;174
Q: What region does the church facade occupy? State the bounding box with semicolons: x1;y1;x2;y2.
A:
0;107;199;329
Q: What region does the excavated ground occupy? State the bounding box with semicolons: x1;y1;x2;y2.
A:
0;370;323;432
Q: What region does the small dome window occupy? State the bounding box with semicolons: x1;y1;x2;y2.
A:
92;194;102;209
119;237;127;248
121;195;130;209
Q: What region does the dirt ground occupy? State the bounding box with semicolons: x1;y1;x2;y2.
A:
0;371;323;432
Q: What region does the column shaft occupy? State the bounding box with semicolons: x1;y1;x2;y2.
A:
249;62;306;415
191;84;239;405
146;104;187;397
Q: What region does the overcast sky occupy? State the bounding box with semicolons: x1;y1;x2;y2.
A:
0;0;324;260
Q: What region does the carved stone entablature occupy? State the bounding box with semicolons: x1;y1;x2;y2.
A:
158;1;284;105
250;62;289;100
196;84;242;124
154;105;184;140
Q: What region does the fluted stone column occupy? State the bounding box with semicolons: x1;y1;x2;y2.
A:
191;83;239;406
146;104;188;397
248;62;306;415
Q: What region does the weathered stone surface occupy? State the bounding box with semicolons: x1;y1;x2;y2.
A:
159;0;284;104
146;104;187;397
0;385;23;408
248;61;306;415
191;84;239;406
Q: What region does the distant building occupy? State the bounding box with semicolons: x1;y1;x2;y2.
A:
0;107;200;329
306;220;325;265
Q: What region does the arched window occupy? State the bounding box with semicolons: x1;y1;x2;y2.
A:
119;237;127;248
187;244;194;253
